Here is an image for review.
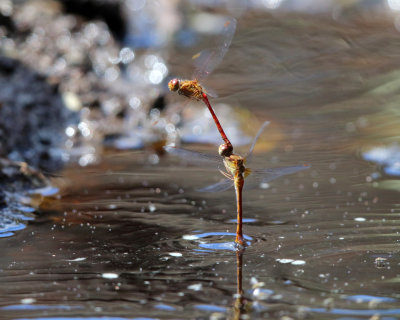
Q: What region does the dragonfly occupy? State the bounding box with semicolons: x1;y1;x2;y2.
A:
168;17;237;150
164;121;310;247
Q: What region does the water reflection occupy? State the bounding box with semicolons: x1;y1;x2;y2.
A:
191;249;249;319
231;249;248;319
363;144;400;176
1;145;400;319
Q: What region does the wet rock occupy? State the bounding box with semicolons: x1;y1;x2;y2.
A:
0;56;77;172
0;158;48;195
0;0;172;169
0;157;51;237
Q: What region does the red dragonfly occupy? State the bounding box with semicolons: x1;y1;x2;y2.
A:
168;17;237;149
165;121;310;247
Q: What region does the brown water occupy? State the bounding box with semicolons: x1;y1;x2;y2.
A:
2;11;400;320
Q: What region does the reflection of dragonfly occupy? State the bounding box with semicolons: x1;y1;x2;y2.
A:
165;121;310;246
168;17;237;148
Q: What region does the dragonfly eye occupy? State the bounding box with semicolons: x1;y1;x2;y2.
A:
168;79;180;92
219;143;233;157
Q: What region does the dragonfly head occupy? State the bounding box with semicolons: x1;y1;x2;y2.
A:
168;78;180;92
218;143;233;157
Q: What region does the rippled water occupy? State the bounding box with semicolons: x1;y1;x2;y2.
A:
2;10;400;320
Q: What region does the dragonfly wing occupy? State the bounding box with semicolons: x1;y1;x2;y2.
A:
164;146;220;166
245;120;270;160
197;178;234;193
202;85;218;98
193;17;237;80
245;165;310;189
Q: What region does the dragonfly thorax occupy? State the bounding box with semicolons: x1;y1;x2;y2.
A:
224;154;246;177
173;79;203;101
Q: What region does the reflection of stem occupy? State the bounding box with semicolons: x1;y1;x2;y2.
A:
202;93;232;148
236;249;243;297
233;248;246;319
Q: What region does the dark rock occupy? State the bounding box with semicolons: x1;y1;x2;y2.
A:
0;56;78;172
0;157;49;193
59;0;126;40
151;95;167;112
0;10;15;33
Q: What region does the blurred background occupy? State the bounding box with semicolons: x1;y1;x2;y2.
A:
1;0;400;319
1;0;400;171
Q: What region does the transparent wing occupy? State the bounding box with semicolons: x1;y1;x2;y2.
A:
164;146;221;166
193;17;237;81
245;120;270;160
202;85;218;98
244;165;310;189
197;178;234;193
253;165;310;183
165;146;233;192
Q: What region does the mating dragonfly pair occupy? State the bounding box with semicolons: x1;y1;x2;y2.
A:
166;17;309;247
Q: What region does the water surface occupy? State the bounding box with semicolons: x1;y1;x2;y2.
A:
2;11;400;320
